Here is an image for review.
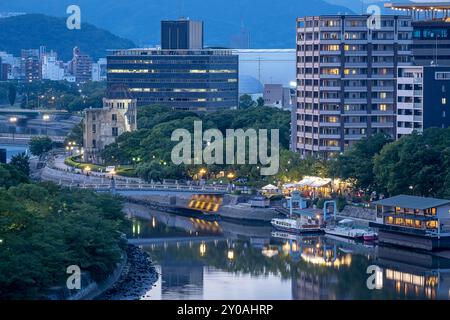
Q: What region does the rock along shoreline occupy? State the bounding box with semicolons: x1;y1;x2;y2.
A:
98;244;158;300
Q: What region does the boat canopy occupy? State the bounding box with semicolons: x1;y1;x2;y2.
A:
338;219;355;225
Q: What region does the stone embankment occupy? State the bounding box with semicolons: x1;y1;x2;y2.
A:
98;245;158;300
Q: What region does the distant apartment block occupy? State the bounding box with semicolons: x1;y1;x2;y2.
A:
161;19;203;50
397;65;450;138
263;84;294;110
68;47;93;83
42;54;65;81
21;49;41;82
293;15;413;157
83;86;137;164
92;58;107;82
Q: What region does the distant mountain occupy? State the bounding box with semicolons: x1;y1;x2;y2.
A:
0;0;353;49
0;14;135;60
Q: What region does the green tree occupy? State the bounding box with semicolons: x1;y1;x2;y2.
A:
256;97;265;107
8;84;16;106
373;130;447;197
334;133;391;191
239;94;255;109
10;153;30;177
29;136;53;157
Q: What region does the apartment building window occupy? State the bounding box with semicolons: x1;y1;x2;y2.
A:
442;98;447;105
92;124;96;134
112;114;117;121
92;139;96;148
321;68;340;75
112;127;119;137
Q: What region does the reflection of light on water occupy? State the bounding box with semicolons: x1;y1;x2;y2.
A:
386;269;427;287
132;220;141;236
152;217;156;228
301;253;352;268
386;269;438;298
261;246;279;258
200;242;207;256
375;268;383;290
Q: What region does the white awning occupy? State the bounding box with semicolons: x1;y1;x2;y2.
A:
297;176;332;188
262;184;278;190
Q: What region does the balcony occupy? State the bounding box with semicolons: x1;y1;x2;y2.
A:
344;122;367;128
372;122;394;128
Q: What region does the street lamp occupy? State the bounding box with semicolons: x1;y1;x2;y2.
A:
9;117;17;141
43;114;50;136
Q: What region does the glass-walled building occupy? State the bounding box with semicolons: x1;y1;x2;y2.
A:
107;49;239;111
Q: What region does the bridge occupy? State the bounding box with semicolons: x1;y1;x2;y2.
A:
39;165;230;194
0;133;66;145
0;108;69;116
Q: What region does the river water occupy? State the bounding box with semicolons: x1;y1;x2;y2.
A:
126;207;450;300
0;144;29;162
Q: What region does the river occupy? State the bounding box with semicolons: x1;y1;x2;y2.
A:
0;144;29;162
125;205;450;300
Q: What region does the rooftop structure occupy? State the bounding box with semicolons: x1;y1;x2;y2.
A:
385;2;450;20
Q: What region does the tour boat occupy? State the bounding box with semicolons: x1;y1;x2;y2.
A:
271;217;322;234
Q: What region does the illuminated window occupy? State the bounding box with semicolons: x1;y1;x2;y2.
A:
415;220;422;228
387;216;394;224
379;104;387;111
442;98;447;105
426;221;438;229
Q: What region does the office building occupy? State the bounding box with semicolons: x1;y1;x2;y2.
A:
107;48;238;111
293;15;413;157
397;65;450;138
161;19;203;50
83;85;137;163
386;2;450;66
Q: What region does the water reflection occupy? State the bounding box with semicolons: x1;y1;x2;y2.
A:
125;205;450;300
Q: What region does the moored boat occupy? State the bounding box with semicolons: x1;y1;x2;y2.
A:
271;217;323;234
324;219;378;241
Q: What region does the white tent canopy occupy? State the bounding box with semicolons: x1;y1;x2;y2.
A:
283;176;332;189
262;184;279;191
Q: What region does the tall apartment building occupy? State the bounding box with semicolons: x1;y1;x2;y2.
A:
68;47;93;83
21;49;41;82
397;65;450;139
161;19;203;50
293;15;413;157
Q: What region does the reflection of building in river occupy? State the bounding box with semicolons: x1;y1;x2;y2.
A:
160;264;204;300
375;246;450;299
292;272;337;300
273;235;352;299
